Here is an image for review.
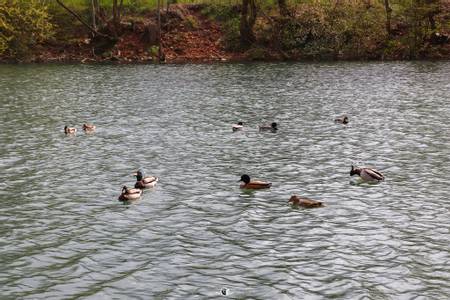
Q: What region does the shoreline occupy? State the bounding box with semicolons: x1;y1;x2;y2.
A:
2;55;450;65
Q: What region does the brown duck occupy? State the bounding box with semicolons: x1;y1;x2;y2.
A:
82;123;96;132
239;174;272;189
288;195;324;208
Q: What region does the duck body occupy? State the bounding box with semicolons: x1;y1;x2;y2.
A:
288;195;323;208
350;166;384;182
239;174;272;189
259;122;278;132
135;176;158;189
232;122;244;132
335;116;349;124
118;185;142;201
134;168;158;189
64;126;77;134
83;123;96;132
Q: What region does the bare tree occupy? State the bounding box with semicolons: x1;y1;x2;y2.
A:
240;0;257;47
91;0;97;31
112;0;124;36
384;0;392;37
157;0;165;61
277;0;289;17
56;0;103;37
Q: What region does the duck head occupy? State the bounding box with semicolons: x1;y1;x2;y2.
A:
343;116;349;124
350;165;361;176
237;121;243;126
135;168;145;181
122;185;128;193
239;174;251;184
288;195;300;205
271;122;278;129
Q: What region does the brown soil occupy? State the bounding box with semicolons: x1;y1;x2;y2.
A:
161;7;243;63
3;4;243;64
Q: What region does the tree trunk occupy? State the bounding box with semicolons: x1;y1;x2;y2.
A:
157;0;165;62
277;0;288;17
384;0;392;37
91;0;97;32
240;0;257;47
118;0;124;23
112;0;119;36
56;0;104;37
56;0;117;55
428;14;436;31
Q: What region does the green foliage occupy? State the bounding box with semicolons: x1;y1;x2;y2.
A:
0;0;54;58
222;17;241;51
245;47;269;60
200;4;242;50
264;2;385;59
395;0;441;58
201;3;239;22
1;0;447;61
325;3;386;58
149;45;159;56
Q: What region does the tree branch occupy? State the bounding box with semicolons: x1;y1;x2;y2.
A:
56;0;107;37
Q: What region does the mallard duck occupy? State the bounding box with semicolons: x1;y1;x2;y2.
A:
288;195;323;208
82;123;96;132
232;122;244;132
64;126;77;134
335;116;349;124
259;122;278;132
118;185;142;201
239;174;272;189
134;168;158;189
221;288;229;296
350;165;384;182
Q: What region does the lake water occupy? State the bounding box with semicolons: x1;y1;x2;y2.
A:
1;62;449;299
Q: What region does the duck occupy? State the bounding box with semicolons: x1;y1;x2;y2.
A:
259;122;278;132
350;165;384;182
134;168;158;189
232;122;244;132
64;126;77;134
335;115;349;124
82;123;96;132
239;174;272;189
288;195;323;208
118;185;142;201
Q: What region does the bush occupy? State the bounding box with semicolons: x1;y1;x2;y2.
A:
201;4;239;22
0;0;54;58
222;17;241;51
266;3;386;59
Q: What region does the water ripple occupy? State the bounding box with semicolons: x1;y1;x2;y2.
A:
1;62;450;299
